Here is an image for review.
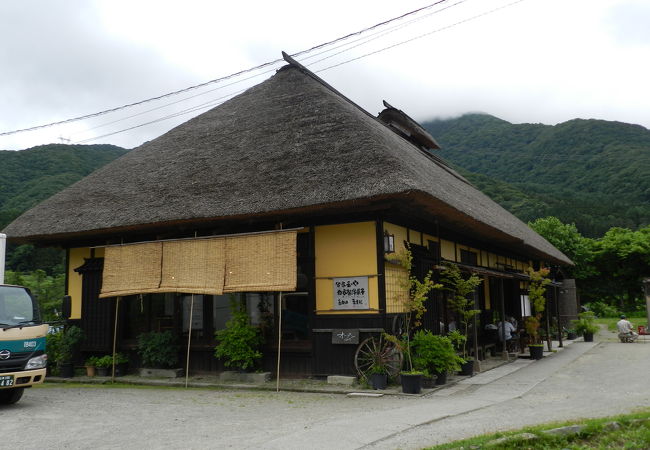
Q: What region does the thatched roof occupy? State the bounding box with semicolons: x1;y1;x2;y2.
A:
3;56;571;265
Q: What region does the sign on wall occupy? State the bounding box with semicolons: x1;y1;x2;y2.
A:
333;276;369;310
331;329;360;344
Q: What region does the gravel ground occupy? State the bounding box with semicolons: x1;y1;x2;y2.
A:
2;329;648;449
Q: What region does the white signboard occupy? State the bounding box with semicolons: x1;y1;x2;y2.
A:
520;294;531;317
333;276;369;310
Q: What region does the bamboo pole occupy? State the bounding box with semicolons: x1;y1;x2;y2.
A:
185;294;194;388
111;297;120;383
276;292;283;393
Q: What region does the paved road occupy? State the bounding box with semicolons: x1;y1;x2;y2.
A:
1;339;649;449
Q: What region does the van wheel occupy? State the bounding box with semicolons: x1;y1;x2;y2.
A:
0;388;24;405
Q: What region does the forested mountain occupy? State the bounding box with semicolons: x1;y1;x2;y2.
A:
0;144;129;229
423;114;650;237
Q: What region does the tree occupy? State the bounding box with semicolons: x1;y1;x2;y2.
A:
440;264;482;361
586;226;650;309
528;216;596;279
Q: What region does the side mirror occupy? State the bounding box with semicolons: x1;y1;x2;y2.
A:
61;295;71;320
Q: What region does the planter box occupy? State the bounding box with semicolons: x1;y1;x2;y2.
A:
400;373;422;394
219;371;271;384
139;368;184;378
529;345;544;360
370;373;388;390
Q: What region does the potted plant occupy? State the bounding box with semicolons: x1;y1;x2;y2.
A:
84;356;99;377
367;363;389;390
385;247;441;394
412;330;463;386
114;353;130;376
572;311;599;342
56;325;84;378
565;328;578;340
524;267;551;359
440;264;482;376
214;296;263;372
137;330;181;377
95;355;113;376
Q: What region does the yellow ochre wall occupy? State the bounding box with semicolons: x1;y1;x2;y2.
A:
315;222;379;314
67;247;104;319
382;222;533;277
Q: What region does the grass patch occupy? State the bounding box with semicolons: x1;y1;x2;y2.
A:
595;317;647;333
428;409;650;449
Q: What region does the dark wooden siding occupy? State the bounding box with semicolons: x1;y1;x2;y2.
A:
75;258;114;352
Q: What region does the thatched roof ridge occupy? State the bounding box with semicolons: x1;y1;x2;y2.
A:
3;60;571;265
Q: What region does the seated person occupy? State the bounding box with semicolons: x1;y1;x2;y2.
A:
617;314;638;342
497;319;518;350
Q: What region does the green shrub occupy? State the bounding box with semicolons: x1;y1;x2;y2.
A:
57;325;84;362
136;331;179;368
586;301;620;318
84;356;100;367
95;355;114;369
46;331;63;365
214;297;262;371
411;330;463;376
572;311;600;335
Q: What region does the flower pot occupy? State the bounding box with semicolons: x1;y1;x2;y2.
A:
96;367;109;377
435;371;447;385
400;373;422;394
421;376;435;389
115;363;128;377
85;366;96;377
567;332;577;340
583;332;594;342
58;362;74;378
529;345;544;360
459;360;474;376
370;373;387;390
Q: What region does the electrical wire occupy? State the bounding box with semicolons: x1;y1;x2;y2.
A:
316;0;526;73
58;0;529;145
0;0;453;138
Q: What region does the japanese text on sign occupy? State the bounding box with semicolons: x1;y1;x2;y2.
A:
333;276;369;310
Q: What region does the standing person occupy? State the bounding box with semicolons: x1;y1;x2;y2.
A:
617;314;638;342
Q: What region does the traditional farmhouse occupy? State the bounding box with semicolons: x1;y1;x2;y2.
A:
3;54;572;377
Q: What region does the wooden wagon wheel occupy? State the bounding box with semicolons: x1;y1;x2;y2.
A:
354;335;403;380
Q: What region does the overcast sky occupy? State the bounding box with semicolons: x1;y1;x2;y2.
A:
1;0;649;151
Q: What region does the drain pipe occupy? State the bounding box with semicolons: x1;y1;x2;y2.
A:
0;233;6;285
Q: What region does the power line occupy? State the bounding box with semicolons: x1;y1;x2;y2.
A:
72;0;528;145
316;0;526;73
0;0;452;138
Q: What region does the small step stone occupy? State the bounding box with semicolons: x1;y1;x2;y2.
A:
327;375;356;385
541;424;586;436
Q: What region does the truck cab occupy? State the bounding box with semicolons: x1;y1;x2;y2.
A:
0;284;48;405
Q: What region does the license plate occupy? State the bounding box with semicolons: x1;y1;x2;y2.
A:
0;375;14;387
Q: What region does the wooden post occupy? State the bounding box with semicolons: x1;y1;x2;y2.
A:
545;292;552;351
499;278;508;360
554;285;563;348
472;288;479;370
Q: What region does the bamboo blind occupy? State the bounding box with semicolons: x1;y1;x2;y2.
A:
159;238;226;295
384;262;409;313
224;231;297;293
99;231;297;298
99;242;163;298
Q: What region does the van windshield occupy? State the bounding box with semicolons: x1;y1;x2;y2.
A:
0;286;40;326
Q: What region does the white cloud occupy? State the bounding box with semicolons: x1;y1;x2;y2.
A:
1;0;649;150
